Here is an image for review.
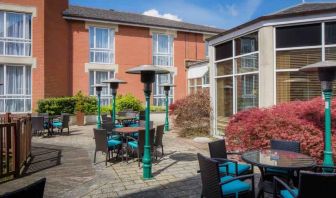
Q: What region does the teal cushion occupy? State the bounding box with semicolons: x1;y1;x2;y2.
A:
131;132;139;138
52;121;62;128
220;176;250;196
219;162;251;175
108;135;121;140
107;139;121;148
128;141;138;149
266;167;289;174
280;188;298;198
130;123;139;127
115;124;123;128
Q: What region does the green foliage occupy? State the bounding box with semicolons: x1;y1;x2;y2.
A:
37;91;97;115
37;97;76;115
150;105;165;112
101;105;112;114
116;94;144;112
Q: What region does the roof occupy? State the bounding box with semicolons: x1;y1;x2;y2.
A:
63;6;224;34
209;3;336;41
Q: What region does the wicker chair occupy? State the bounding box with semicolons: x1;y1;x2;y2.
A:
32;116;45;136
208;139;253;176
197;153;255;198
0;178;46;198
93;128;122;166
127;128;155;167
101;122;121;140
52;113;70;135
154;124;164;159
273;171;336;198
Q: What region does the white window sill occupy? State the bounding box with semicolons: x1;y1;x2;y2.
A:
85;63;119;73
0;56;36;68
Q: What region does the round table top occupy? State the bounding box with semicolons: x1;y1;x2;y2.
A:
242;149;316;170
113;127;144;134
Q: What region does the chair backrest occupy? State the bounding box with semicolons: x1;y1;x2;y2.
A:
102;122;114;132
270;139;300;153
298;171;336;198
126;111;137;118
197;153;223;198
208;139;228;159
139;111;145;120
118;111;127;117
93;128;108;152
155;124;164;146
32;116;45;131
61;114;70;128
139;120;153;128
137;128;155;154
0;177;46;198
101;114;108;122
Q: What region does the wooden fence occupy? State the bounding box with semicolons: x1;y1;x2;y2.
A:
0;113;32;180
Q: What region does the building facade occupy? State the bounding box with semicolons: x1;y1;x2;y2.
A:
0;0;222;113
208;3;336;136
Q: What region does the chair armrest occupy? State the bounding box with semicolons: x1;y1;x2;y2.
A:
126;136;137;142
212;158;239;176
219;174;255;186
273;176;297;198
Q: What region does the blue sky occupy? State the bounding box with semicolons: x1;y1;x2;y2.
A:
69;0;336;29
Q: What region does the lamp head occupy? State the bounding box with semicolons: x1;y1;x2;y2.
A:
126;65;170;84
92;84;106;95
299;61;336;82
160;83;176;92
102;78;127;90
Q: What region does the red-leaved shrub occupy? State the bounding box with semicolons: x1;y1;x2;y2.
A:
170;90;211;136
225;97;336;163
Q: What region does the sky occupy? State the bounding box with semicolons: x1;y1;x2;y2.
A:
69;0;336;30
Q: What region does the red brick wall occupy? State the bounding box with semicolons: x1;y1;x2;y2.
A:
70;21;89;95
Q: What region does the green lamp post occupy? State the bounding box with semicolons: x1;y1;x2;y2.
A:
102;78;127;125
93;84;105;129
299;60;336;168
160;83;175;132
126;65;169;179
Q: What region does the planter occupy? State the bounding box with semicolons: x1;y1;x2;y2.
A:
69;115;77;126
76;111;85;126
84;115;96;125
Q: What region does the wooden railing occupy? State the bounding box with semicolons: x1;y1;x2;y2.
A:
0;113;32;181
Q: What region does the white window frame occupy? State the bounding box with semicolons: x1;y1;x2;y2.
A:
0;11;32;57
89;70;115;105
273;20;336;104
152;33;174;106
0;64;32;113
89;26;115;64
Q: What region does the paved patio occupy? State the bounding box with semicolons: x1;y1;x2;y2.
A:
0;125;264;198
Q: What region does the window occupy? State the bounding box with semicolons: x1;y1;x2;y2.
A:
152;33;173;66
205;41;209;57
325;22;336;45
215;32;259;135
0;65;31;112
152;33;174;106
89;27;114;64
0;11;32;56
89;70;114;105
153;74;173;106
276;24;321;48
215;41;232;60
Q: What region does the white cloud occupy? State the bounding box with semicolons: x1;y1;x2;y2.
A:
143;9;182;21
226;4;238;17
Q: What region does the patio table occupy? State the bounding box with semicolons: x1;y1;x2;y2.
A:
115;116;137;127
39;115;60;136
242;149;315;197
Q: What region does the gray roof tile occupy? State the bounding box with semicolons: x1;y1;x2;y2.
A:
63;6;224;34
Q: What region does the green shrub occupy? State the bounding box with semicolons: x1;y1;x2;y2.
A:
37;97;76;115
150;105;165;112
116;94;144;112
101;105;112;114
37;91;97;115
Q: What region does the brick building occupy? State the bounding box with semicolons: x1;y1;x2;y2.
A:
0;0;222;112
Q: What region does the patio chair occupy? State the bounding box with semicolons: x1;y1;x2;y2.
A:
313;165;336;173
208;139;253;176
127;128;155;167
52;113;70;135
273;171;336;198
139;111;145;120
197;153;255;198
93;128;122;166
154;124;164;159
32;116;45;136
101;122;121;140
101;114;109;123
139;120;154;128
266;140;301;176
0;177;46;198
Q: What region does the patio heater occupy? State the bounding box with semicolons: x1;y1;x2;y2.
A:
299;60;336;168
102;78;127;125
126;65;169;179
93;84;106;129
159;83;175;132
